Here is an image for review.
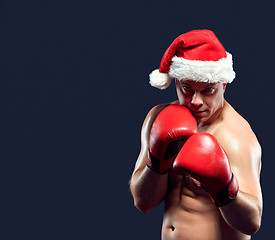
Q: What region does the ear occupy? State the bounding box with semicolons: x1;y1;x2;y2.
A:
223;83;227;91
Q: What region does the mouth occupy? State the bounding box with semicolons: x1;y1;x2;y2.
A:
191;110;207;117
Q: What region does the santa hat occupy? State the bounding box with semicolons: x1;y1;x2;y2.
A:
149;29;235;90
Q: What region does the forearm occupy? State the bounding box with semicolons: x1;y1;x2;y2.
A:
220;190;262;235
130;166;168;213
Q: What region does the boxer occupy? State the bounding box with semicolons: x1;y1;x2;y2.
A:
129;30;262;240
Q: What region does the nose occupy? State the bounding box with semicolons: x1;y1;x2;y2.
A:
191;92;203;107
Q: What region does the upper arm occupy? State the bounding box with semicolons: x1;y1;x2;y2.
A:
215;127;263;210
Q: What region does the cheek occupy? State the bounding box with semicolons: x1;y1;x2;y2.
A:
204;96;216;108
177;94;190;106
207;95;222;110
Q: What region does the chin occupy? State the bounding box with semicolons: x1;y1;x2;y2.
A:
195;116;209;125
195;117;203;124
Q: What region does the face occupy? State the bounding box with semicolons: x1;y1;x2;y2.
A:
175;79;226;125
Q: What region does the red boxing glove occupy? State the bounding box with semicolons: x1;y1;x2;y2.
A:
173;133;239;207
147;105;198;174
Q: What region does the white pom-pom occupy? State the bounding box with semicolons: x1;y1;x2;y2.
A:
149;69;172;90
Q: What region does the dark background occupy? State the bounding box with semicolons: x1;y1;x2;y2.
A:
0;0;274;239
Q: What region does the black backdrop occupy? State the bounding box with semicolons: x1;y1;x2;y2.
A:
0;0;274;239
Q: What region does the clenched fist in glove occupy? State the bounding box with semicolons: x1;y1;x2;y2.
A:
147;104;198;174
173;132;239;207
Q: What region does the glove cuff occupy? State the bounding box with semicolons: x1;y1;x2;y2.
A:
211;173;239;207
146;150;171;175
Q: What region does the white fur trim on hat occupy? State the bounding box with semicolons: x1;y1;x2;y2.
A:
169;52;235;83
149;69;172;90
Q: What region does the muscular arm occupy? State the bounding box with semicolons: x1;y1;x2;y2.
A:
129;105;169;213
216;128;263;235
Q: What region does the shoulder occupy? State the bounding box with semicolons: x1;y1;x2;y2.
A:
214;102;260;151
213;103;261;175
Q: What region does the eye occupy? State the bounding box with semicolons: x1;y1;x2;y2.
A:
183;86;192;91
180;85;194;95
204;87;216;93
205;87;214;92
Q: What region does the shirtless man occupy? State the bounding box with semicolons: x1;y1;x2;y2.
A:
129;30;263;240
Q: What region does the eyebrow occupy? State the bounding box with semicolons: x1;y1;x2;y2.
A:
180;82;218;87
205;84;217;87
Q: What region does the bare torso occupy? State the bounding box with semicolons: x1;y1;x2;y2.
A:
161;101;252;240
162;171;251;240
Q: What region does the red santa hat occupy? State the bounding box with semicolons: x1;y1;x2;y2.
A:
149;29;235;89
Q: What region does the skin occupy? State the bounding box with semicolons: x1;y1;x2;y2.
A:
129;79;263;240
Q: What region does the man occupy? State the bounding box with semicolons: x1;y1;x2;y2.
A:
129;30;263;240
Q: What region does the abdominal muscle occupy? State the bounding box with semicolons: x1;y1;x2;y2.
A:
161;171;251;240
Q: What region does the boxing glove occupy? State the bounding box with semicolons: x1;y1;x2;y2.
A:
173;133;239;207
147;104;198;174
